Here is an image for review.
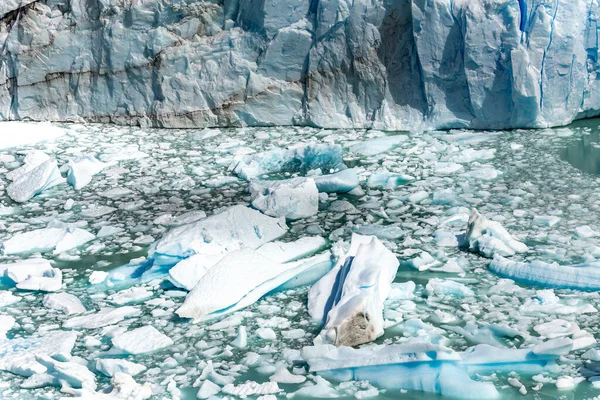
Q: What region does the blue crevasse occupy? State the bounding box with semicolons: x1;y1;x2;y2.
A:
0;0;598;130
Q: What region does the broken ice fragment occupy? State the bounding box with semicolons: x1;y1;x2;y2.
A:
313;169;360;193
349;134;407;156
426;278;475;298
0;258;62;292
489;255;600;291
366;171;414;189
2;226;95;255
111;326;173;355
463;209;527;258
66;155;108;190
249;177;319;220
96;359;147;377
64;307;140;329
36;354;97;390
7;159;65;203
230;143;346;180
43;292;86;314
309;234;399;347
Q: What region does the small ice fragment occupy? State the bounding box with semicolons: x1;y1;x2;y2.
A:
96;359;147;377
532;215;560;227
2;226;95;255
107;287;152;305
464;209;527;258
89;271;109;285
270;367;306;384
402;251;441;271
232;326;248;349
367;171;413;189
0;290;20;307
1;258;62;292
64;307;140;329
36;355;96;390
43;293;86;314
97;225;124;238
256;328;277;340
196;379;221;399
426;279;474;298
222;381;282;397
249;177;319;220
111;326;173;355
66;155;107;190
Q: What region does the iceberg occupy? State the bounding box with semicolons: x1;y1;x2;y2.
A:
249;177;319;220
230;143;346;180
66;155;108;190
463;209;528;258
308;234;399;346
6;159;65;203
489;255;600;291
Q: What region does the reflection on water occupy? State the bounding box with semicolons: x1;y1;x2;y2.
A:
561;126;600;175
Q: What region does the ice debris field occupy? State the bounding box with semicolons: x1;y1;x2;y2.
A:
2;121;600;399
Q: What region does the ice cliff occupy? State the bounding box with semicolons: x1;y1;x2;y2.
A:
0;0;599;130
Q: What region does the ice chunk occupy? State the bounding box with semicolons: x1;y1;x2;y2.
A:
230;143;345;181
89;271;109;285
222;381;282;397
107;287;152;305
64;307;140;329
43;293;86;314
426;279;474;298
150;205;287;261
6;150;50;181
0;315;15;338
313;169;360;193
111;326;173;355
0;330;77;376
168;254;223;291
0;290;20;307
367;171;414;189
309;234;399;346
231;326;247;349
302;343;498;399
463;209;527;257
2;226;95;255
0;258;62;292
249;177;319;220
270;367;306;384
177;249;302;321
66;155;108;190
256;236;326;263
36;354;96;390
65;372;152;399
489;255;600;291
7;159;65;202
520;289;596;315
401;251;441;271
349;135;407;156
352;225;404;240
196;379;221;399
96;359;146;377
532;215;561;227
0;122;67;150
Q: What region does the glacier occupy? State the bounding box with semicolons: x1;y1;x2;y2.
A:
0;0;599;130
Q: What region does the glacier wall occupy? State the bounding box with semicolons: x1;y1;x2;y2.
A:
0;0;598;130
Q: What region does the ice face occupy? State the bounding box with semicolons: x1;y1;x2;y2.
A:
309;234;399;347
1;2;598;130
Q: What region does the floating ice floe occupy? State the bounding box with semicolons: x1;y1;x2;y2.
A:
62;372;152;399
308;234;399;346
229;143;345;181
0;290;20;307
0;122;67;150
519;289;597;315
2;224;95;255
366;170;414;189
6;150;50;181
111;326;173;355
312;169;360;193
249;177;319;220
96;359;147;377
0;259;62;292
7;159;65;202
177;249;332;322
489;254;600;290
0;330;78;377
36;354;97;390
426;278;475;298
0;315;15;339
349;134;407;156
106;205;287;287
463;209;528;257
64;306;140;329
43;292;86;314
66;155;108;190
303;341;565;399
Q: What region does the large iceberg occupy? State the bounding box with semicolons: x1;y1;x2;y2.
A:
308;234;399;346
0;0;597;130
